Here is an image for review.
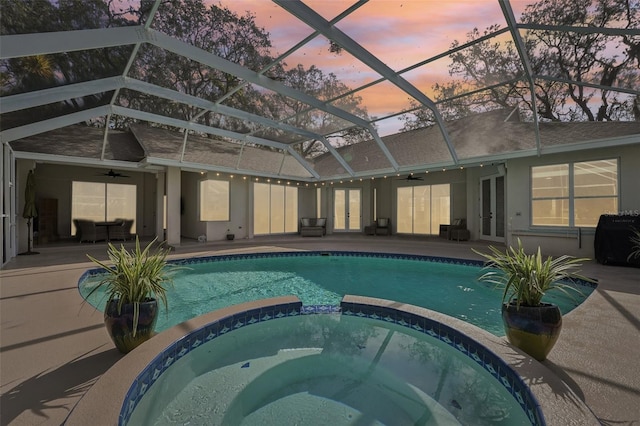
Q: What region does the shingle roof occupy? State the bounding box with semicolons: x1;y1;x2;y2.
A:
9;112;640;180
8;125;144;162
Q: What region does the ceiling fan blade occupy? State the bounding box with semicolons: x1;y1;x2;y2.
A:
98;169;130;178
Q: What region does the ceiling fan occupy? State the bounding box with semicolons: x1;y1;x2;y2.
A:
99;169;130;178
397;174;424;181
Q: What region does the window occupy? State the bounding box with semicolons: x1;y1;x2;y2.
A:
200;180;229;221
531;159;618;227
253;183;298;235
397;184;450;235
71;181;136;234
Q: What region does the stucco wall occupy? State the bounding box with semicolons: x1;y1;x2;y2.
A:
505;143;640;257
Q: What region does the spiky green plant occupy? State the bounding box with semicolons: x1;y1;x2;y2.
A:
473;239;593;309
627;227;640;262
86;237;183;335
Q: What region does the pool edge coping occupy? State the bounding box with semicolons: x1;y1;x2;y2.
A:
66;295;598;426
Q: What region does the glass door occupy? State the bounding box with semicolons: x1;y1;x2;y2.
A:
334;189;361;232
480;175;505;242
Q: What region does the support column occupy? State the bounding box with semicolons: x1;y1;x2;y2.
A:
155;171;165;242
166;167;181;246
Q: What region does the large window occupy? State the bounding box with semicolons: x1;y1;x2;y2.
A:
200;179;229;221
531;159;618;227
71;181;136;234
397;184;450;235
254;183;298;235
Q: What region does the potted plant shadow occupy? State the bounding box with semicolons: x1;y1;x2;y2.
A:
86;237;184;353
627;227;640;266
474;239;594;361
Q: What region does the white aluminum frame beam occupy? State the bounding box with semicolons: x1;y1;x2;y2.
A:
275;0;458;165
147;29;399;173
0;26;145;59
499;0;542;155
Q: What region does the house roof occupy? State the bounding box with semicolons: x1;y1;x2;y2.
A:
9;110;639;180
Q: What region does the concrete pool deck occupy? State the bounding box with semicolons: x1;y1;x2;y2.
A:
1;234;639;425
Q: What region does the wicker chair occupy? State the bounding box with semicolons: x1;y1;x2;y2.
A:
108;219;134;241
439;218;468;240
76;219;108;243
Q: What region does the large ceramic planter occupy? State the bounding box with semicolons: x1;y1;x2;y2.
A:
501;302;562;361
104;298;159;354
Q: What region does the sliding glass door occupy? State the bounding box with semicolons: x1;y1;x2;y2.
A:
253;183;298;235
71;181;137;235
397;184;450;235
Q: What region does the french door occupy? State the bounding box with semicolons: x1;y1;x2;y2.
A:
334;189;361;231
480;175;505;242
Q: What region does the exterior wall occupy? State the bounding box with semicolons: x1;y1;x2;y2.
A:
181;171;205;240
201;174;250;241
165;167;181;246
142;172;159;238
505;143;640;257
298;186;317;219
13;142;638;258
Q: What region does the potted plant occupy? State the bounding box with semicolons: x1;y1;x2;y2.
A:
226;229;235;240
86;237;182;353
474;239;593;361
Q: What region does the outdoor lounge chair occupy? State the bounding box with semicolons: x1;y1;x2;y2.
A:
76;219;108;243
300;218;326;237
439;218;469;241
375;218;391;235
108;219;134;241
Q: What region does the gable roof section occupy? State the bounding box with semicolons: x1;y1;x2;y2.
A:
8;125;144;162
130;124;312;179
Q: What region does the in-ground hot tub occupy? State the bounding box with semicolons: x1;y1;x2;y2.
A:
66;296;599;425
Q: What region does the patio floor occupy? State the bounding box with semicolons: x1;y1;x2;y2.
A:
1;234;639;425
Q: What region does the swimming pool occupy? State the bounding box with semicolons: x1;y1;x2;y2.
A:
79;251;595;337
122;298;541;426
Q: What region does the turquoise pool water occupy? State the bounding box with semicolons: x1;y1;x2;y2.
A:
79;252;594;337
127;314;532;426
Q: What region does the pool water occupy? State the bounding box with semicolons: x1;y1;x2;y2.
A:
128;314;531;426
79;252;593;336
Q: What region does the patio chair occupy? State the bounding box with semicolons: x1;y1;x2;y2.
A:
76;219;108;243
300;218;326;237
441;218;468;241
375;218;391;235
108;219;134;241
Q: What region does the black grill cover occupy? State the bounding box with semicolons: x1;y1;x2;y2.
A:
594;214;640;267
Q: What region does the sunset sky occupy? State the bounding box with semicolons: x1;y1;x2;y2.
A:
100;1;635;136
215;0;529;135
